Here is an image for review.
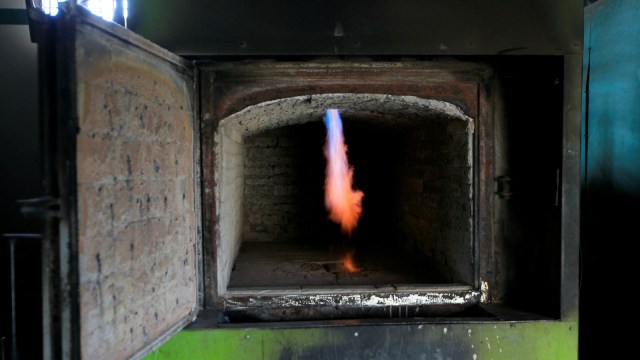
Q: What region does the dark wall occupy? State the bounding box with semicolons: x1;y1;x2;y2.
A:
0;2;43;359
127;0;582;56
0;6;41;235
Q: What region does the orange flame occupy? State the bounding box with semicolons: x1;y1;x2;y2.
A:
342;251;358;273
323;109;364;236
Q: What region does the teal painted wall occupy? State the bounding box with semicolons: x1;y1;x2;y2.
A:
584;1;640;197
581;0;640;357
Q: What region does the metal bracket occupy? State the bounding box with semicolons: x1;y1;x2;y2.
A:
17;196;61;218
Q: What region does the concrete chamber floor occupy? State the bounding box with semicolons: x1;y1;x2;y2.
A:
227;241;451;289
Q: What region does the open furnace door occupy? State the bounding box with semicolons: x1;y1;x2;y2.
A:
35;5;200;359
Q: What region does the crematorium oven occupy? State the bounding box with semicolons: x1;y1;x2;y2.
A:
32;1;581;359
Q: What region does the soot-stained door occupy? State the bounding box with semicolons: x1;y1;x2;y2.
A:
37;5;200;359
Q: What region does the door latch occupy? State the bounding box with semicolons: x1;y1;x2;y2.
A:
495;176;513;200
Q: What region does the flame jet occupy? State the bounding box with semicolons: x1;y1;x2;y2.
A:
323;109;364;236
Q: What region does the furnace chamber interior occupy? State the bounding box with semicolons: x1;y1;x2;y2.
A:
201;58;564;321
215;94;475;294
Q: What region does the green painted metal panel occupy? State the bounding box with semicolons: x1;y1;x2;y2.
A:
144;322;577;359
